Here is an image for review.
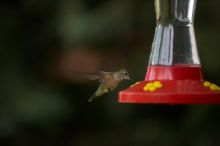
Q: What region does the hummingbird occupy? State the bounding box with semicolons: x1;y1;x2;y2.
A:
77;68;131;102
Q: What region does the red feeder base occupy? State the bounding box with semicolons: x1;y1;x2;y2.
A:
119;65;220;104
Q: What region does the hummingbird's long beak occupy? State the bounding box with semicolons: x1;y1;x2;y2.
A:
127;76;132;81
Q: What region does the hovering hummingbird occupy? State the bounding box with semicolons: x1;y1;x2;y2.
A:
76;68;131;102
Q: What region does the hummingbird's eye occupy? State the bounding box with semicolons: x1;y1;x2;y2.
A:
123;72;128;76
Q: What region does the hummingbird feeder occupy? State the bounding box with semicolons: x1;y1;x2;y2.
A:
119;0;220;104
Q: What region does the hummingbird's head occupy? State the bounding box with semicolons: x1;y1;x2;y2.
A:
116;68;131;80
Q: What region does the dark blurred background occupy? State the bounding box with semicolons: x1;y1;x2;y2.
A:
1;0;220;146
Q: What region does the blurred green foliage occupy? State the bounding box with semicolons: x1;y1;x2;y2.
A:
1;0;220;146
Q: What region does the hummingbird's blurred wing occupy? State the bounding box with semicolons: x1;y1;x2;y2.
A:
85;71;110;81
88;83;109;102
83;73;101;80
72;71;102;80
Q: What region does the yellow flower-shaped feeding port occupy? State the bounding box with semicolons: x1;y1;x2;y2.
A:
130;81;141;88
143;81;163;92
203;81;220;91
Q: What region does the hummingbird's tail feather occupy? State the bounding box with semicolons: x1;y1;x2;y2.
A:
88;94;96;102
88;84;109;102
88;92;103;102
